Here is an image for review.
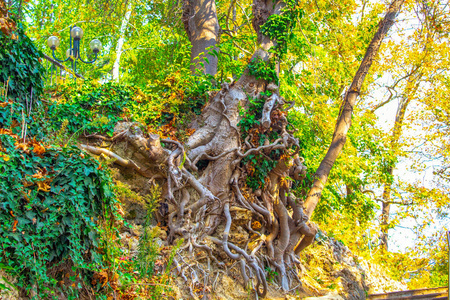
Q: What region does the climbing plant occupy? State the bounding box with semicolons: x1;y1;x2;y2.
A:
0;21;45;103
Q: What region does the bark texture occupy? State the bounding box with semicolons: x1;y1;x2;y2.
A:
183;0;219;75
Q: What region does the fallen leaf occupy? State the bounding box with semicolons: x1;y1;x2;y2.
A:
15;143;29;154
12;220;18;232
37;181;51;192
31;142;46;155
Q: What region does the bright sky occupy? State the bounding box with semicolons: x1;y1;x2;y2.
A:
373;75;448;253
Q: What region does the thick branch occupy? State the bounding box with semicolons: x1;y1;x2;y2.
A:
80;144;152;178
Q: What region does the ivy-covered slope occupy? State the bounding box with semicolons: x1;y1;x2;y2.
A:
0;19;182;299
0;20;121;299
0;105;118;297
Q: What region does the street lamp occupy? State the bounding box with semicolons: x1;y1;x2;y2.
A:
47;26;102;76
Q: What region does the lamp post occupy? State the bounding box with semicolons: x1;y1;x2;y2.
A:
47;26;102;77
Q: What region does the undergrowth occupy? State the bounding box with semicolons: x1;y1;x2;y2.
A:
102;183;181;299
0;22;182;298
46;73;218;143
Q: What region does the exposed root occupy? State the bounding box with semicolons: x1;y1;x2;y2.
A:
80;144;152;178
80;79;318;299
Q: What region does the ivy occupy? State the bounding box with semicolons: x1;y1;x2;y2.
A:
46;73;217;141
0;21;45;103
248;58;278;84
0;99;120;298
47;80;132;137
260;0;304;58
243;151;279;190
238;94;282;190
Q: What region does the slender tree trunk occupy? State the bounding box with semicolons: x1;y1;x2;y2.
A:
304;0;405;219
112;0;133;82
380;180;392;249
182;0;219;75
379;104;408;250
380;76;420;250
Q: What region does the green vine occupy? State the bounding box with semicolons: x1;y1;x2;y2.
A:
0;99;120;299
248;58;278;84
260;0;303;58
238;93;282;190
0;21;45;103
47;80;132;137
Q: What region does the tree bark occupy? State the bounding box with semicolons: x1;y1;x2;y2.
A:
182;0;219;75
304;0;405;219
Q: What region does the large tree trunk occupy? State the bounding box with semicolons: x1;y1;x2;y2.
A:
182;0;219;75
304;0;405;219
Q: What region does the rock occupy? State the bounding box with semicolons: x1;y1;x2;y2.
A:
358;259;407;294
299;235;370;300
0;270;19;300
130;224;143;237
129;237;139;252
120;232;132;241
229;206;252;226
155;237;164;247
212;273;249;300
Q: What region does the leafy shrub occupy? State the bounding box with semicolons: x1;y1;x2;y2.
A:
106;183;181;299
47;80;133;137
135;185;162;278
0;99;119;298
247;58;278;84
46;73;217;141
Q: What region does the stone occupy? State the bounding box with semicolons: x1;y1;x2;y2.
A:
0;270;19;300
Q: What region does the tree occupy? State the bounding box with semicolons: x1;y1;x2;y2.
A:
183;0;219;75
362;0;450;250
303;0;405;221
71;0;405;295
112;0;133;81
10;0;432;296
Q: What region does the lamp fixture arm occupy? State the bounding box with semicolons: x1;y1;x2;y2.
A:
51;49;71;63
78;53;98;64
